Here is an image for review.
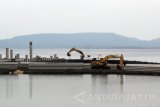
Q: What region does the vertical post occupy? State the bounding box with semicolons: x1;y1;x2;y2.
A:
0;54;2;60
54;54;57;60
17;54;20;59
6;48;9;59
10;50;13;59
25;55;28;62
29;41;33;61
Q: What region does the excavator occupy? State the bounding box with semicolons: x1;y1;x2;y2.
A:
67;48;85;60
91;54;126;70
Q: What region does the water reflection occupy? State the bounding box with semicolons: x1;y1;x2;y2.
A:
29;75;33;99
0;74;160;107
0;75;32;100
0;75;125;100
90;75;124;94
4;76;19;99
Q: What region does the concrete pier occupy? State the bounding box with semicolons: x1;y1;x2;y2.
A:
23;63;160;76
0;62;160;76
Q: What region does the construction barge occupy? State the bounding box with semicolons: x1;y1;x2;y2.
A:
0;60;160;76
0;41;160;75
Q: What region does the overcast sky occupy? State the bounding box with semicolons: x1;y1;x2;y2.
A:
0;0;160;40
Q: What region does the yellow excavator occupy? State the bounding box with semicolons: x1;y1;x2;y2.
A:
91;54;126;70
67;48;85;60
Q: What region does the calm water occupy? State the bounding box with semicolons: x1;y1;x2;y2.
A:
0;49;160;62
0;49;160;107
0;75;160;107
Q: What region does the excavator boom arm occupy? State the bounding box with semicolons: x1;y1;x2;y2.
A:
67;48;85;60
91;54;125;70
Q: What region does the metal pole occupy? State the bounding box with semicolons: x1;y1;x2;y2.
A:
29;41;33;61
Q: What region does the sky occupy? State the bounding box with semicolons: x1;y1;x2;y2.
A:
0;0;160;40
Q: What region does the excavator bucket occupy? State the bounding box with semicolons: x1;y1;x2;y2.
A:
67;52;71;56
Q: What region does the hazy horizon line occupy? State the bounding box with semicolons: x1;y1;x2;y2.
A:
0;32;158;41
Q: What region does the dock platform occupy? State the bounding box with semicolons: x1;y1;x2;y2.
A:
0;62;160;76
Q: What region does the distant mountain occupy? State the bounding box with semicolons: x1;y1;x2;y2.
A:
0;33;159;49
